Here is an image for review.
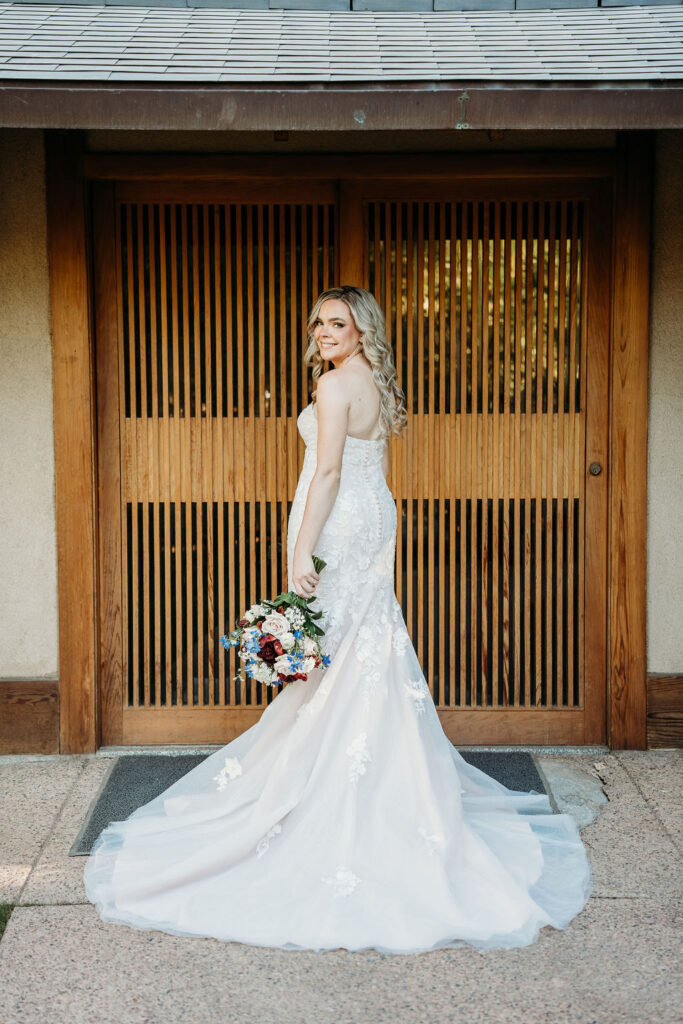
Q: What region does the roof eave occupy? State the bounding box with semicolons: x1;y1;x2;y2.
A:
0;81;681;131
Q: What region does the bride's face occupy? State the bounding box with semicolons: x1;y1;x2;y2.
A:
313;299;362;366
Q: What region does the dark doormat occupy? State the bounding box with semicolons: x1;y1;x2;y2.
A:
70;750;547;857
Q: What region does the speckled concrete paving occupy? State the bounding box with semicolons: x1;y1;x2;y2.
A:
0;749;681;1024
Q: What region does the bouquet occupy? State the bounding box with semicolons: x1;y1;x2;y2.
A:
220;555;331;687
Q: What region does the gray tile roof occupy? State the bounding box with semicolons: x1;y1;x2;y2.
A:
0;2;681;81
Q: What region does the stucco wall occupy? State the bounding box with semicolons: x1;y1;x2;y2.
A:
0;129;58;679
647;131;683;675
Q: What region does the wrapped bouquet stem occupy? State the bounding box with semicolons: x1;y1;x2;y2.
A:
220;555;330;687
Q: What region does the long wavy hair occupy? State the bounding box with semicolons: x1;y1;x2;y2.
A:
304;285;408;441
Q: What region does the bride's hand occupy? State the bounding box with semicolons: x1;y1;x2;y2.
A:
292;550;320;599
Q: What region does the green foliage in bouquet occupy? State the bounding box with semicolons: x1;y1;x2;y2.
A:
261;554;327;637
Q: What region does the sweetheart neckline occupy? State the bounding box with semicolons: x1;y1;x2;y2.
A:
303;402;385;445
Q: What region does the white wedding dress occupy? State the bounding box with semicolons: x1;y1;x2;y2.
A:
83;401;593;953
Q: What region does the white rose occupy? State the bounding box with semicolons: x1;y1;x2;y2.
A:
301;656;317;673
274;654;293;674
261;612;289;637
303;637;317;655
280;632;296;651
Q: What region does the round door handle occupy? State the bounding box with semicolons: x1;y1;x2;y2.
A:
589;462;602;476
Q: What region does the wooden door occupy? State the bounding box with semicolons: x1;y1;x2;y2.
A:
343;178;611;744
95;171;610;747
95;181;338;744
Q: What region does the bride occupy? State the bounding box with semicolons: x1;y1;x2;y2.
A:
84;284;593;954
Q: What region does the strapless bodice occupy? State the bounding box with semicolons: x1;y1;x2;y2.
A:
296;402;386;468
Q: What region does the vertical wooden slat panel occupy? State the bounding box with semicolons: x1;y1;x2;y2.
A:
406;203;415;662
159;207;171;708
470;201;479;706
279;204;289;595
416;202;425;674
191;205;204;706
523;201;533;708
545;203;554;705
246;205;257;702
448;203;457;708
179;209;189;702
512;201;522;707
426;202;435;698
148;204;162;707
501;200;511;707
214;205;226;705
567;199;578;708
223;205;234;705
170;207;183;708
438;201;446;702
125;206;140;708
480;201;489;707
491;201;501;706
556;201;567;705
287;205;297;522
203;204;215;706
117;205;130;718
396;202;405;627
266;204;277;619
136;206;152;706
458;201;468;706
256;204;267;703
534;201;544;707
300;203;308;414
236;204;248;702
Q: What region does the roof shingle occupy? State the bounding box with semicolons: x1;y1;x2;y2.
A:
0;3;681;81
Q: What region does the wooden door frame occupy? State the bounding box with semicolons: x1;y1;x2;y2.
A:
46;130;651;752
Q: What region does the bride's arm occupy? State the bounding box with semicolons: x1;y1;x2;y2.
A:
291;373;348;597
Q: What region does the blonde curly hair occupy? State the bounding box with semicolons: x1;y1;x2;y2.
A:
304;285;408;441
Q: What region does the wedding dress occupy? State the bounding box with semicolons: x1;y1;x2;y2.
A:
83;400;593;953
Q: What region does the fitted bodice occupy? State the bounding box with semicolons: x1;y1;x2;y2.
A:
296;402;387;468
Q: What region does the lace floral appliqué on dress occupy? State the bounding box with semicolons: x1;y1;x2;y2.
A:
321;866;361;898
213;756;243;790
346;732;372;783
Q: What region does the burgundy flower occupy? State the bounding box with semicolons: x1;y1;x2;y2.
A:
258;633;284;664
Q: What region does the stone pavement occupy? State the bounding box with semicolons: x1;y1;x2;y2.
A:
0;748;680;1024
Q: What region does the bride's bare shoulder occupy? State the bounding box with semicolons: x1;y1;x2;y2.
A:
315;369;352;409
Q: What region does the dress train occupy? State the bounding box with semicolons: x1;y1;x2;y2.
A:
83;402;592;953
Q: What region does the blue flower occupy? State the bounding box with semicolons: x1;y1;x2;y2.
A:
293;629;303;639
322;654;331;667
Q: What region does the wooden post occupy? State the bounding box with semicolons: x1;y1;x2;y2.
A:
608;130;653;749
46;130;98;753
